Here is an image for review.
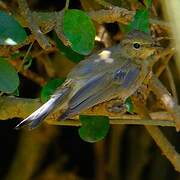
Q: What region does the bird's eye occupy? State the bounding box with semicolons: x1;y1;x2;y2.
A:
133;42;141;49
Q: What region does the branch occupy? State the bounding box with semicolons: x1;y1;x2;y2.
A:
145;125;180;172
29;7;169;33
94;0;114;9
13;3;171;52
17;4;169;33
0;96;175;127
17;0;52;50
88;7;134;24
149;75;180;131
88;7;170;32
131;97;180;172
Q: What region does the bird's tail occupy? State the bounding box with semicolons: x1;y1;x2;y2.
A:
15;87;70;130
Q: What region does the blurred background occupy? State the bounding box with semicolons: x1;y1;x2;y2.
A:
0;0;180;179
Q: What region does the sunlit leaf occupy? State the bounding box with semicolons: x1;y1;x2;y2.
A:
0;11;27;45
63;9;96;55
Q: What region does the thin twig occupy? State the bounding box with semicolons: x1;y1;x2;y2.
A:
166;65;178;103
0;1;8;10
64;0;70;10
94;0;114;9
149;75;180;131
145;126;180;172
132;98;180;172
18;0;51;50
155;47;175;77
17;41;34;72
54;11;71;46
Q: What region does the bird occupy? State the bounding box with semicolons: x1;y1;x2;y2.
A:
15;30;159;130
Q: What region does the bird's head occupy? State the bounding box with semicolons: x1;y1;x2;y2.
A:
121;30;159;60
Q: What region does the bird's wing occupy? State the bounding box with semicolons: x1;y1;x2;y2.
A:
68;46;124;79
60;65;140;120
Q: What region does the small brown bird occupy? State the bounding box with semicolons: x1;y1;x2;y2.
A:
15;30;159;130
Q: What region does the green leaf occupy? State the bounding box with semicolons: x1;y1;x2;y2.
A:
40;78;65;102
125;97;133;113
0;57;19;93
79;115;110;143
128;9;150;33
53;33;84;63
0;11;27;45
63;9;96;55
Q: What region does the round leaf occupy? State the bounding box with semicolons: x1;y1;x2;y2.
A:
53;32;84;63
63;9;96;55
0;57;19;93
0;11;27;45
79;115;110;143
40;78;65;102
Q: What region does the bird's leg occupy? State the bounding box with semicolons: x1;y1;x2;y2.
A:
106;99;127;114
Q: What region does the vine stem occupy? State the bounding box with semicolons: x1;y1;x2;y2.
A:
17;41;34;73
65;0;70;10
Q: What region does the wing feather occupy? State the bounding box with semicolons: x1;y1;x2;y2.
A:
60;65;140;120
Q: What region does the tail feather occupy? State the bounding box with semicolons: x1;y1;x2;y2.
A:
15;87;70;130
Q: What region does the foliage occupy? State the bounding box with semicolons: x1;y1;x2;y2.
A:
127;0;151;33
79;115;110;143
0;11;27;45
54;33;84;63
128;9;150;33
63;9;96;55
0;57;19;93
125;97;133;113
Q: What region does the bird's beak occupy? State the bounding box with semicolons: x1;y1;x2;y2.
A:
151;42;163;51
151;42;161;47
